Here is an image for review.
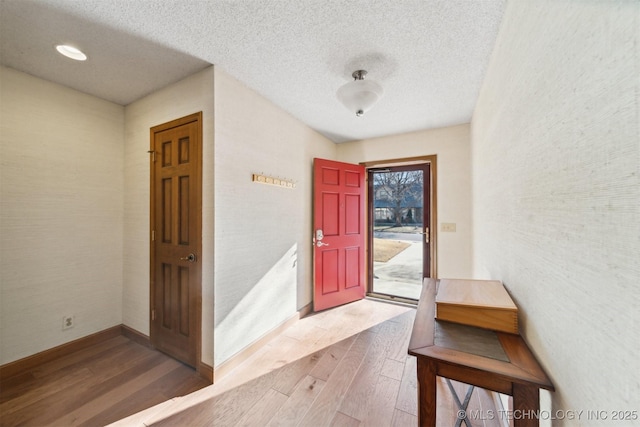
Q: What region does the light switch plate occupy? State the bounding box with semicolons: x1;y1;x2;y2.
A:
441;223;456;232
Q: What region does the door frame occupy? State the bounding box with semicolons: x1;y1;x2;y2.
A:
149;112;203;374
362;155;438;298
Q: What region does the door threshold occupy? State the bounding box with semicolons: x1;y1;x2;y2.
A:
366;293;418;307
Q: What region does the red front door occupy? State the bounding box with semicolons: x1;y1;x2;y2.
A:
313;158;366;311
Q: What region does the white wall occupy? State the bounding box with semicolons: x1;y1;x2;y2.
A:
471;1;639;424
123;67;215;366
213;68;336;367
122;64;339;369
338;124;472;279
0;64;336;371
0;66;124;364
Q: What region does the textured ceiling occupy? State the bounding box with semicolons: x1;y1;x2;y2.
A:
0;0;506;143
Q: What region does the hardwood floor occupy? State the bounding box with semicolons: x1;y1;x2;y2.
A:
113;299;503;427
0;335;210;426
1;299;504;427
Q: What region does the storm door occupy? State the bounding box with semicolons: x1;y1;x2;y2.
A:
368;163;431;301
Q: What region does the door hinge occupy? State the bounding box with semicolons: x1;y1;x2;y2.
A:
147;150;156;162
151;230;156;241
152;309;156;321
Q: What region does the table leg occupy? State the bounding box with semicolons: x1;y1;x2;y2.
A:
416;359;437;427
512;383;540;427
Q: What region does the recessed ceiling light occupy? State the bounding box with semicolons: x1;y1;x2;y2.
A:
55;45;87;61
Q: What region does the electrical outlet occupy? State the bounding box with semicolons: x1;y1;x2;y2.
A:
441;223;457;232
62;315;75;330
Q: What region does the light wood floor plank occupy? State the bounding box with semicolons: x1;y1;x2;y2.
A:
330;411;361;427
151;368;281;427
361;375;402;427
477;381;503;425
299;331;376;426
391;408;418;427
308;336;356;382
380;357;405;381
267;375;326;427
435;377;458;425
395;355;418;416
217;334;302;394
338;320;393;420
235;388;289;427
271;349;327;396
385;311;416;363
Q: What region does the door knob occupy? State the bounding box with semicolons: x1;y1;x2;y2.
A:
316;241;329;247
180;253;196;262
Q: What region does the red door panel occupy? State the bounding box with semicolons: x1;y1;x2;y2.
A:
313;158;366;311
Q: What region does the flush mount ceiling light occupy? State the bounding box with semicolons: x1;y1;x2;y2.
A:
55;45;87;61
337;70;383;117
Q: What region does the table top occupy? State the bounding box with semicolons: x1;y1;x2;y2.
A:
409;278;554;393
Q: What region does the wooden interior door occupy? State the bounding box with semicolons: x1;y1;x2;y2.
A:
150;112;202;368
313;158;366;311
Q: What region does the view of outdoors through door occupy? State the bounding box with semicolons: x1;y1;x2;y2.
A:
369;164;430;301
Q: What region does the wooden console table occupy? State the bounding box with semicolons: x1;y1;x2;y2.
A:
409;279;554;427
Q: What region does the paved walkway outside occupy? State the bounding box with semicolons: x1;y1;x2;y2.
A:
373;235;423;300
